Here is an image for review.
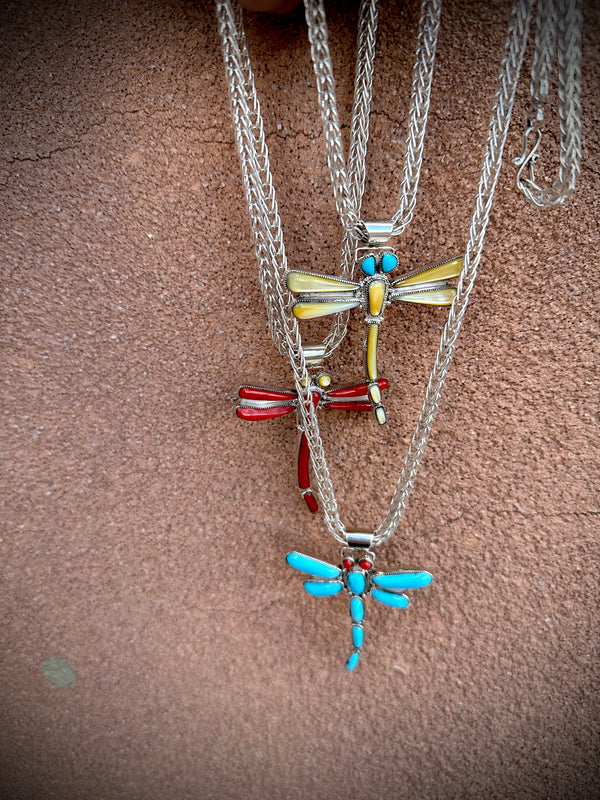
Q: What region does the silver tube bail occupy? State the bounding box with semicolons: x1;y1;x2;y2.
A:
303;343;328;368
364;221;394;246
345;531;374;549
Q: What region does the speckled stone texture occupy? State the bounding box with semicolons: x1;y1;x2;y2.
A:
1;1;598;799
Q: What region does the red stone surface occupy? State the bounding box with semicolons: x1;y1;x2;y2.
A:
323;399;373;410
303;491;319;514
1;1;599;799
238;385;296;401
327;376;389;397
236;403;296;419
297;431;311;490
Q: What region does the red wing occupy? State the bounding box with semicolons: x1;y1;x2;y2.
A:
326;378;389;398
236;405;296;421
321;401;373;412
238;386;297;402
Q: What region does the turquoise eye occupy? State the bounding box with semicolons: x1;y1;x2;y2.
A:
361;255;376;276
381;253;398;273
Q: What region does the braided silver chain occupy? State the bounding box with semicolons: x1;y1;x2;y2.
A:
307;0;443;354
515;0;582;207
217;0;345;540
216;0;581;547
376;0;535;542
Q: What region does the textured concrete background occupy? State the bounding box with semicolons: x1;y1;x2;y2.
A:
1;1;598;798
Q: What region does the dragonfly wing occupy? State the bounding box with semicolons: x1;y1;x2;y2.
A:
392;255;463;288
293;299;360;320
303;580;343;597
236;405;295;421
321;401;373;411
371;588;410;608
286;271;358;293
286;551;341;579
327;377;389;399
372;571;433;592
238;386;296;402
392;287;456;306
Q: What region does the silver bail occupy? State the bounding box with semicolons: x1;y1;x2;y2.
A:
364;221;394;246
345;531;374;549
303;343;328;368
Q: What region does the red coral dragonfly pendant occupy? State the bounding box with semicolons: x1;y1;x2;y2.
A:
236;373;388;512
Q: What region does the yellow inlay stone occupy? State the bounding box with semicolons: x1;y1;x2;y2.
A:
366;324;379;380
398;288;456;306
293;300;359;320
286;271;357;293
318;374;332;388
368;383;381;404
393;256;463;287
375;406;387;426
368;280;386;316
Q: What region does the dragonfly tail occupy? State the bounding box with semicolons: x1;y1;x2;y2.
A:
345;596;365;671
365;324;387;426
297;432;318;513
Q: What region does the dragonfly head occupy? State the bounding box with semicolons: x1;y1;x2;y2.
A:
341;549;375;573
360;252;398;277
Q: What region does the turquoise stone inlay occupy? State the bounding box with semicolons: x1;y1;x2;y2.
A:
381;252;398;273
372;571;433;590
361;255;376;276
345;651;360;671
346;571;366;595
350;596;364;622
286;551;341;579
286;548;432;672
303;580;343;597
352;625;364;649
372;588;410;608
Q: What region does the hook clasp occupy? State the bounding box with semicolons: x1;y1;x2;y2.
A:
514;116;543;190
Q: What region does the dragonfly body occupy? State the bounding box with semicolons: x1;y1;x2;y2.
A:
287;254;463;425
237;375;388;512
286;549;432;670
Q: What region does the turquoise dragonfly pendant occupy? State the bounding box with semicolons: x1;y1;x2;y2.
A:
286;549;432;671
286;253;463;425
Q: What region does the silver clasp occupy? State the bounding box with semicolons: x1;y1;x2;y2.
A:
514;116;543;191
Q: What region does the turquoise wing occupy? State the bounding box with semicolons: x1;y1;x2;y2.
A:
286;551;341;579
371;571;433;591
303;581;343;597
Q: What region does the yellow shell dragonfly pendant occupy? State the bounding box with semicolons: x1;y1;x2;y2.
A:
287;253;463;425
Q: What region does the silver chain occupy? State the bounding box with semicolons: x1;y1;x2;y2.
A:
307;0;442;354
304;0;441;240
216;0;581;547
515;0;582;207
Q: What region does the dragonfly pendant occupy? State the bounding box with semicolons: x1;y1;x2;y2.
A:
286;253;463;425
237;373;388;512
286;549;432;671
